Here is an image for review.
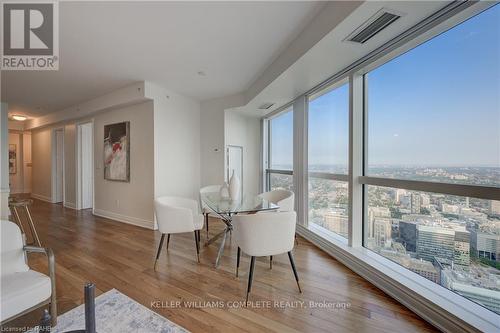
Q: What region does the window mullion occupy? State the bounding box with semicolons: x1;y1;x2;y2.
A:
293;95;308;227
348;73;364;247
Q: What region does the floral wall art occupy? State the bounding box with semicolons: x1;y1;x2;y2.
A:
103;121;130;182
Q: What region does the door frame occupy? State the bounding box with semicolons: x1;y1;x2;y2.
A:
76;120;94;211
51;127;65;204
226;144;243;194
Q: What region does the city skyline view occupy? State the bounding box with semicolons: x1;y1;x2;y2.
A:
268;4;500;317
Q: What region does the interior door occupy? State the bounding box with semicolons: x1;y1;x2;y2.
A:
227;145;243;193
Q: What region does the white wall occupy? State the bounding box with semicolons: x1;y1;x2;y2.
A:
0;103;9;219
200;94;245;188
23;132;32;193
93;101;155;228
31;101;156;227
146;83;201;201
8;132;23;193
7;131;32;194
27;81;202;230
224;110;262;196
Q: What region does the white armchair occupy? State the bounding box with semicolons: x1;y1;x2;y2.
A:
232;211;301;302
0;220;57;326
199;185;222;239
154;196;204;268
258;189;294;212
258;189;297;247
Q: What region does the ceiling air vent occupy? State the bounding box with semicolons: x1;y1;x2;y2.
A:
345;9;402;44
258;102;275;110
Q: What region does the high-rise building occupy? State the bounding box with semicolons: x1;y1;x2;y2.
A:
324;212;348;238
399;221;417;252
374;218;392;248
471;231;500;261
367;207;391;238
410;193;421;214
394;189;406;204
421;194;430;208
454;230;470;266
417;225;470;266
417;225;455;262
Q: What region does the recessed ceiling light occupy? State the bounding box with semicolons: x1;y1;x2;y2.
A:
12;115;27;121
197;71;206;76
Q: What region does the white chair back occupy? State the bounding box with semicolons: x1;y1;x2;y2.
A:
259;189;294;212
154;196;200;234
1;220;29;276
199;185;221;212
233;211;296;257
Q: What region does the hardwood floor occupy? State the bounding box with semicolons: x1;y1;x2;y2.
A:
4;199;438;332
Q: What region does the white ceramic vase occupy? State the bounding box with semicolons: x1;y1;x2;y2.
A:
228;170;240;201
219;182;230;199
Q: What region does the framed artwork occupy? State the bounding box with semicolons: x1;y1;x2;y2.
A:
9;144;16;174
103;121;130;182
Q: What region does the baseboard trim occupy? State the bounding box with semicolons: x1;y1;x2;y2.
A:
93;208;154;230
296;224;496;333
31;193;53;203
64;201;77;209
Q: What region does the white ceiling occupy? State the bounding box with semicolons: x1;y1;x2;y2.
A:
2;1;325;117
239;0;452;117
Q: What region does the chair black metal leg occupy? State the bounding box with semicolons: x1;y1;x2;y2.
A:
194;231;200;262
205;213;209;239
154;234;166;270
246;256;256;303
236;247;241;277
166;234;171;250
270;256;273;269
287;251;302;293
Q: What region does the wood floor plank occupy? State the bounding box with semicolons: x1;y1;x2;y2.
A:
2;199;438;332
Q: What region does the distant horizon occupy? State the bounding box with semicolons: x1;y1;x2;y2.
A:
272;163;500;168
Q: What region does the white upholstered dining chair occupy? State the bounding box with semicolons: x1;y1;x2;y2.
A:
258;189;297;247
232;211;301;302
258;189;294;212
1;220;57;326
154;196;204;268
199;185;222;239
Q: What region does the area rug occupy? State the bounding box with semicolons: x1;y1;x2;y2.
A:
30;289;189;333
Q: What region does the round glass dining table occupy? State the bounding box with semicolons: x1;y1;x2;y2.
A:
200;192;279;267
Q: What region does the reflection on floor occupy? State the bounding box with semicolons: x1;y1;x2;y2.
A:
3;199;437;332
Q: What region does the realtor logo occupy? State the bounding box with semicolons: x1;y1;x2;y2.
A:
1;1;59;70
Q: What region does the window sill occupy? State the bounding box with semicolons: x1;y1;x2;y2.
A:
296;223;500;333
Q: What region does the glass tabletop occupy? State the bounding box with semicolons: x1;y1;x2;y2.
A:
201;192;279;215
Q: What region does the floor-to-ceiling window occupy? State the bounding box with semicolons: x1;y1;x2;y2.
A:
307;81;349;238
363;4;500;315
262;2;499;327
266;108;293;191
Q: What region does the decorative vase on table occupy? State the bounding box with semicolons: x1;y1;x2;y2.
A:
229;170;240;201
219;182;230;200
